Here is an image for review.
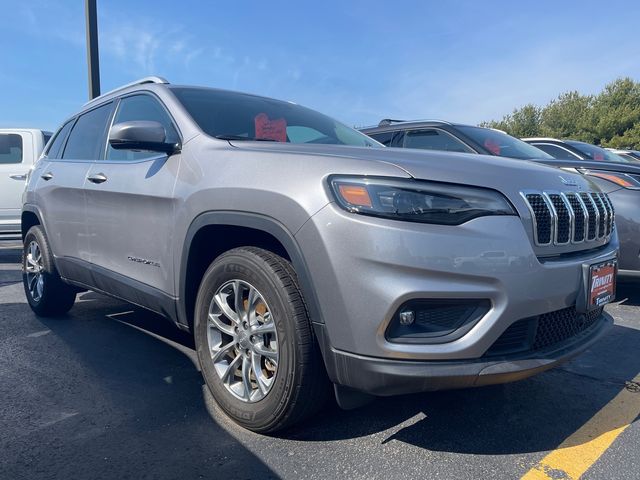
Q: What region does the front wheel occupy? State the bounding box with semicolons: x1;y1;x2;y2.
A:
22;225;76;316
194;247;329;433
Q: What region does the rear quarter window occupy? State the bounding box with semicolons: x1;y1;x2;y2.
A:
45;121;75;159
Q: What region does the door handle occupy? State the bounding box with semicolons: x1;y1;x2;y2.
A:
9;174;27;181
87;173;108;184
40;172;53;181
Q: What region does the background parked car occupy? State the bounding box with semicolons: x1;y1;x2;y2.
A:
360;121;640;279
360;119;558;159
0;129;50;239
605;148;640;163
522;138;633;163
521;138;640;280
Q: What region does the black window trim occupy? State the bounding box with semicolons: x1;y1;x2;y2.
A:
101;91;183;163
367;130;395;147
365;129;406;148
43;118;77;160
402;127;475;153
390;130;405;147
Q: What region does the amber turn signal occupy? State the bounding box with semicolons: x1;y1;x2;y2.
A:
587;171;635;188
337;184;372;207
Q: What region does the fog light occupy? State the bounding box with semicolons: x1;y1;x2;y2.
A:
387;299;491;344
399;310;415;326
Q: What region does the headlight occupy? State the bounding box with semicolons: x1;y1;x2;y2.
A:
585;170;640;189
329;176;516;225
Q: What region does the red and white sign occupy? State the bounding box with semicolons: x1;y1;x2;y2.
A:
589;261;616;309
254;113;287;142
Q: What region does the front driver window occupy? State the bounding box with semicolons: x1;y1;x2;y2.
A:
107;95;178;161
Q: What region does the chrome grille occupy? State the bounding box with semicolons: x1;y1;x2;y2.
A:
579;192;598;240
565;193;585;242
521;191;614;247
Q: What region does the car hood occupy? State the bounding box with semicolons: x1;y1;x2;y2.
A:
530;158;640;175
228;141;598;195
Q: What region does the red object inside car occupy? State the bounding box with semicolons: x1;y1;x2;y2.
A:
484;138;501;155
255;113;287;142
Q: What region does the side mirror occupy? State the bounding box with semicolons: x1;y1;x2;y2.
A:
108;121;179;154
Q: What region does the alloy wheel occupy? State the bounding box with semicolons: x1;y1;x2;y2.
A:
207;279;279;402
25;240;44;302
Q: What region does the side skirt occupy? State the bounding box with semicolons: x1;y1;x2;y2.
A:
57;256;182;328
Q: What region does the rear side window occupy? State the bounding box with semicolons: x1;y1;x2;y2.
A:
0;134;23;164
106;95;178;161
565;141;630;163
404;129;473;153
368;131;393;146
617;153;640;163
45;121;74;159
531;143;580;160
43;132;52;146
62;102;114;160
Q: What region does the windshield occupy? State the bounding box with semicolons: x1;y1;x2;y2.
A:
456;126;554;160
171;87;380;148
565;141;632;163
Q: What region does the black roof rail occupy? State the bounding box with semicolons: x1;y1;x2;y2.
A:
378;118;406;127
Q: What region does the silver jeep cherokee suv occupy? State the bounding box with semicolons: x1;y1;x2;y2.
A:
22;77;618;432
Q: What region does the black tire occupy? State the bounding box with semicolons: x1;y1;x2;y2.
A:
194;247;329;433
22;225;76;316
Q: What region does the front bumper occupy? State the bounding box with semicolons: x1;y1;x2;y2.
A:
315;311;612;395
296;203;618;362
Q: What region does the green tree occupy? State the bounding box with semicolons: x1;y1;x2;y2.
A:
480;104;542;137
480;77;640;148
603;123;640;149
539;91;594;142
590;78;640;144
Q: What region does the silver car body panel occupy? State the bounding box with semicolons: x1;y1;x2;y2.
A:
23;82;619;392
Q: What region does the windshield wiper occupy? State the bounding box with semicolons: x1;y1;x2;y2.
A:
214;134;278;142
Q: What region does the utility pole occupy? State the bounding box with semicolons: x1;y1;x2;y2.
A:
85;0;101;99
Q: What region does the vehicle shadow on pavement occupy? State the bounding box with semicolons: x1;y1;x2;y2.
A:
0;250;21;264
1;294;278;480
283;322;640;455
616;281;640;307
10;290;638;477
0;244;23;289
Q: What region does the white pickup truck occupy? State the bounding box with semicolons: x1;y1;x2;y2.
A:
0;129;51;238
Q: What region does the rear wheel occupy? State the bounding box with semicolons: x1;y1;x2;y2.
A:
22;225;76;316
194;247;329;433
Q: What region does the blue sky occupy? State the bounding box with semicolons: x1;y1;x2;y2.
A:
2;0;639;131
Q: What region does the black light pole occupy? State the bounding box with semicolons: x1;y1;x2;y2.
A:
85;0;101;99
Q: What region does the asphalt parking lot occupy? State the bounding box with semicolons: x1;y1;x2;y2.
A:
1;240;638;480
